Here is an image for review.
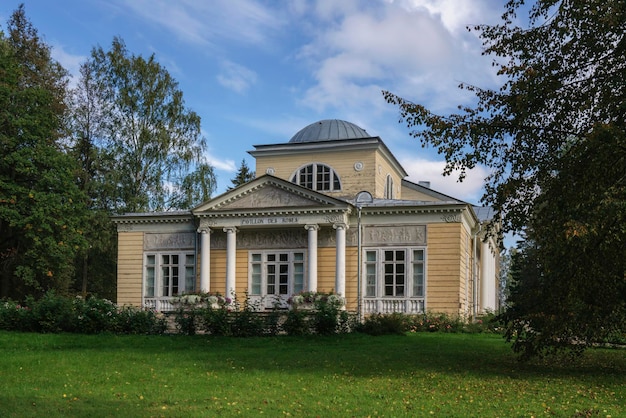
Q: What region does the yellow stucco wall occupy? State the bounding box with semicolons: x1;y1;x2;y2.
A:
426;223;466;316
255;148;402;199
116;231;143;307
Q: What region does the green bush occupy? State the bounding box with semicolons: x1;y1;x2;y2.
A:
283;309;311;336
358;313;408;336
0;292;166;335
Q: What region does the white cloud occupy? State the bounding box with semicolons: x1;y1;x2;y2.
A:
113;0;284;47
205;152;236;173
217;61;258;93
296;0;500;115
49;43;85;85
400;157;488;203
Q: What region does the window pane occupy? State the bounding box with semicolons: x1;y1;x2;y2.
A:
185;267;195;292
146;267;155;297
413;257;424;297
294;252;304;261
365;264;376;297
251;263;262;295
366;251;377;262
162;267;170;296
252;253;261;262
294;263;304;294
147;255;155;265
172;267;179;296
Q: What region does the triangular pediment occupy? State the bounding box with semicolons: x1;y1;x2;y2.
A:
193;175;350;214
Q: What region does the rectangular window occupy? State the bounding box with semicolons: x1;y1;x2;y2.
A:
365;251;377;297
364;247;425;299
144;252;195;299
412;249;425;297
248;251;306;302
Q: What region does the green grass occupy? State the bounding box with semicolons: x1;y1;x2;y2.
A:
0;332;623;417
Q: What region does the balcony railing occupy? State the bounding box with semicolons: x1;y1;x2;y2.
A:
144;297;177;312
362;298;425;315
145;296;425;314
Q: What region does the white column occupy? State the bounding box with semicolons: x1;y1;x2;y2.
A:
198;228;211;293
223;227;237;299
480;241;496;312
334;223;347;296
305;224;319;292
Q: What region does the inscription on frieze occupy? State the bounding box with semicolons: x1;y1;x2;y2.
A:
363;225;426;246
144;233;195;250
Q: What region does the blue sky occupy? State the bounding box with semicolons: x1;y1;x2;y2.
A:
1;0;510;202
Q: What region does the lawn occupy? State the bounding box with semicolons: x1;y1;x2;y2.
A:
0;331;623;417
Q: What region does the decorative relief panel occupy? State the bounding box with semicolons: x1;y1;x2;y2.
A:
210;227;358;249
220;186;319;209
144;233;195;250
362;225;426;246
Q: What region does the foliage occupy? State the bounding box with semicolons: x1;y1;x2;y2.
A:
384;0;626;359
358;313;407;336
0;7;89;299
80;36;215;213
0;292;166;334
228;159;255;190
500;125;626;359
1;332;624;417
282;308;311;336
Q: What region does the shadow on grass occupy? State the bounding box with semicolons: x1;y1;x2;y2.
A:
2;331;623;381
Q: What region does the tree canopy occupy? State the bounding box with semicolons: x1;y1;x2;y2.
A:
385;0;625;357
1;6;219;300
83;37;215;213
0;6;88;298
228;159;255;190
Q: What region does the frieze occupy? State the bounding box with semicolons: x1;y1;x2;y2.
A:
209;226;357;249
441;214;461;223
362;225;426;246
144;233;195;250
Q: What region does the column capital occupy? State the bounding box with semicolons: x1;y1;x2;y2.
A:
223;226;238;234
333;222;348;231
197;227;213;234
304;224;319;231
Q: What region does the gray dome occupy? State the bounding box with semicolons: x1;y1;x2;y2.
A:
289;119;370;143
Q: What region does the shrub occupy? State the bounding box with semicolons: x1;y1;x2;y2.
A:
114;306;167;335
0;292;166;335
283;308;311;336
358;313;407;336
312;296;342;335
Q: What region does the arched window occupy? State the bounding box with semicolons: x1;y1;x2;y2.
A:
291;163;341;192
385;175;394;199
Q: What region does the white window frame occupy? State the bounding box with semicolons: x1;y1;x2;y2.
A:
290;163;341;192
363;247;426;313
248;250;306;308
144;252;195;309
384;174;394;199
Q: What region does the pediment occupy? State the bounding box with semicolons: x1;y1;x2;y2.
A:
193;175;349;213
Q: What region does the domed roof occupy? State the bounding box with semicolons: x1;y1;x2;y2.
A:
289;119;370;143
